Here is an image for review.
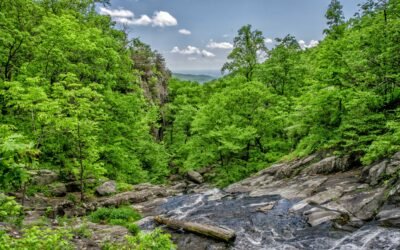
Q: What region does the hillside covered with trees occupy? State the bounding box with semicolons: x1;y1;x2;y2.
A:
1;0;400;248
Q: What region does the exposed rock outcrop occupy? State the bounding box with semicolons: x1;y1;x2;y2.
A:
96;181;117;196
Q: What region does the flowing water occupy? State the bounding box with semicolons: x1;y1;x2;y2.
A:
140;189;400;250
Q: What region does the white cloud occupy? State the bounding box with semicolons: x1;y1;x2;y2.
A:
131;15;152;26
152;11;178;27
188;57;197;61
265;38;274;44
171;46;215;57
99;7;134;18
179;29;191;35
99;8;177;27
171;46;200;55
299;39;319;49
207;40;233;49
201;50;215;57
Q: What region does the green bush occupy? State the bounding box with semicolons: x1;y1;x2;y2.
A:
102;228;175;250
0;226;73;250
0;194;24;227
116;182;133;192
126;229;176;250
89;207;141;234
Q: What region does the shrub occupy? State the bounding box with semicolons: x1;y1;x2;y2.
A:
102;228;176;250
126;229;176;250
0;226;73;250
0;194;24;226
89;207;141;234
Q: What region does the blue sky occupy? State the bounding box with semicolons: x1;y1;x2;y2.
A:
99;0;364;74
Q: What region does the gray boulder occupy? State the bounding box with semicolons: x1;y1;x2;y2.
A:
96;181;117;196
377;207;400;227
30;170;58;185
49;183;67;197
187;170;204;184
304;156;351;175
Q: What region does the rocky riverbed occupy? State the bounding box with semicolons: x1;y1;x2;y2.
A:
15;152;400;249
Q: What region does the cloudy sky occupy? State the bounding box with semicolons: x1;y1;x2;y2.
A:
99;0;364;74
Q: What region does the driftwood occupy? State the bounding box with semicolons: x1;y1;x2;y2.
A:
154;216;236;242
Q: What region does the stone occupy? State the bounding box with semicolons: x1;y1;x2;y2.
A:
187;170;204;184
386;161;400;176
306;209;343;227
30;170;58;185
98;186;170;207
96;181;117;196
377;207;400;227
257;202;275;212
74;222;129;246
49;183;67;197
339;188;385;221
304;156;351;175
365;160;388;186
392;152;400;161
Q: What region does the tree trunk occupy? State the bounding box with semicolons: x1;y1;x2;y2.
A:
77;120;84;202
154;216;236;242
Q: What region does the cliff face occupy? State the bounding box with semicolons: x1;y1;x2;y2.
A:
130;39;171;141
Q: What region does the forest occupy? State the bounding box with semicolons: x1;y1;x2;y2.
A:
0;0;400;249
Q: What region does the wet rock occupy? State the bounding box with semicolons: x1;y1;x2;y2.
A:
377;207;400;227
305;208;343;227
256;202;275;212
132;198;168;215
187;170;204;184
30;170;58;185
49;183;67;197
339;188;385;221
96;181;117;196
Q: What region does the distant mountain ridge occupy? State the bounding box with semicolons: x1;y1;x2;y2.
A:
172;73;216;83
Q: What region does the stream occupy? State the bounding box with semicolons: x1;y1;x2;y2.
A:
139;188;400;250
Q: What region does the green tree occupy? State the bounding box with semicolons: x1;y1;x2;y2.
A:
324;0;345;38
222;25;267;81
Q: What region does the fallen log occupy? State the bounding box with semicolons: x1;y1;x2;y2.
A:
154;216;236;242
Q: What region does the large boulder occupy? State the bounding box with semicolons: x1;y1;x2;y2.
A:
49;183;67;197
363;152;400;186
30;170;58;185
187;171;204;184
363;160;388;186
303;156;352;175
377;206;400;227
96;181;117;196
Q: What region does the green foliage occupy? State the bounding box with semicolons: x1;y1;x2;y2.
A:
164;0;400;186
222;24;267;81
103;229;176;250
125;229;176;250
89;207;141;234
0;194;24;227
0;0;170;194
0;226;73;250
0;125;38;192
116;182;133;192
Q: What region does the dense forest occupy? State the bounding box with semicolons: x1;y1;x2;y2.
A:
0;0;400;248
